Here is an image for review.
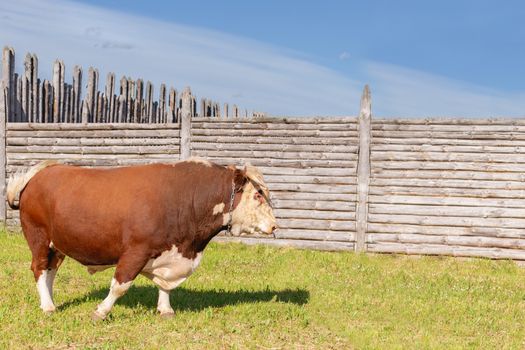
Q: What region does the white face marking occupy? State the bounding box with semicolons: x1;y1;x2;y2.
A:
141;245;203;291
212;202;225;215
37;270;56;313
227;181;276;236
95;278;133;319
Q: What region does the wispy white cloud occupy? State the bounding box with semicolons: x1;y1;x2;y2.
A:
339;52;351;61
366;62;525;117
0;0;362;116
0;0;523;117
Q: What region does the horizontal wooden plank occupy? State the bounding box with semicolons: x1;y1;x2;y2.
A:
193;116;358;124
7;129;180;138
7;137;180;147
370;178;525;190
213;236;355;252
271;192;356;202
193;150;357;161
274;209;355;221
369;213;525;229
367;242;525;260
369;203;525;219
7;145;180;155
191;135;357;145
7;122;180;130
372;136;525;147
200;157;356;169
274;229;354;242
264;175;356;185
373;160;525;173
369;185;525;199
192;129;358;138
367;223;525;239
372;123;525;132
277;218;355;231
258;166;356;177
372;169;525;182
269;183;356;194
368;194;525;209
372;143;525;154
272;199;355;211
373;118;525;126
192;122;357;131
372;151;525;163
7;158;181;167
367;233;525;250
192;142;357;153
372;130;525;140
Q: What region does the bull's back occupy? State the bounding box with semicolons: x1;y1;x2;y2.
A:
20;164;172;265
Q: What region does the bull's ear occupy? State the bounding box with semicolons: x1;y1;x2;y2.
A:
233;168;247;192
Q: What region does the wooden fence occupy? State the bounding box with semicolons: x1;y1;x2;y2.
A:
1;47;525;260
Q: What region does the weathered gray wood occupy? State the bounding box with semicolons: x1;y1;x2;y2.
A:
368;213;525;229
82;67;97;123
367;233;525;249
193;149;357;161
159;84;166;123
15;73;21;122
367;242;525;260
373;160;525;173
369;203;525;219
274;229;355;242
192;141;357;153
213;236;355;251
192;128;357;138
180;87;192;159
72;66;82;123
105;72;115;123
134;79;143;123
368;194;525;209
367;223;525;239
191;135;357;146
371;177;525;190
30;54;38;122
0;86;7;221
168;88;176;123
127;79;134;123
372;151;525;163
7;137;180;147
369;185;525;199
372;169;525;182
355;85;371;252
191;122;357;131
2;47;14;122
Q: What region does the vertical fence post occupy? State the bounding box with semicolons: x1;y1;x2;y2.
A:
355;85;372;252
0;85;7;223
180;87;192;160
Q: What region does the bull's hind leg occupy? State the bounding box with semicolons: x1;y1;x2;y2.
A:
23;225;65;313
93;249;150;321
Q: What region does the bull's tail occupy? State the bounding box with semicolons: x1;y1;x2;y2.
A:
7;160;59;209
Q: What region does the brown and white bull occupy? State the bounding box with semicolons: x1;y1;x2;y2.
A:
7;158;277;320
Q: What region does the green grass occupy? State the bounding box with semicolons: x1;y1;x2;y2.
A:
1;230;525;349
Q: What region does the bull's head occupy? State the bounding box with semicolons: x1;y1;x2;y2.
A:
228;164;277;236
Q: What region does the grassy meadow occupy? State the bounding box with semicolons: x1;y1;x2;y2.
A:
1;230;525;349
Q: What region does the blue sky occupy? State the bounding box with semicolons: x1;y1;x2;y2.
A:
0;0;524;117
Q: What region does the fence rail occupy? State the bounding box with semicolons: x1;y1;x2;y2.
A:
2;47;525;260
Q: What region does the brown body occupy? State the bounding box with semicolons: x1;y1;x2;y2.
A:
10;159;276;318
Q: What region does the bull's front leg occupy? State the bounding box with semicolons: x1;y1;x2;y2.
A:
93;277;133;320
92;249;149;321
157;288;175;317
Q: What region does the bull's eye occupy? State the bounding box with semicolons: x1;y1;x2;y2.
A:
254;191;264;203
